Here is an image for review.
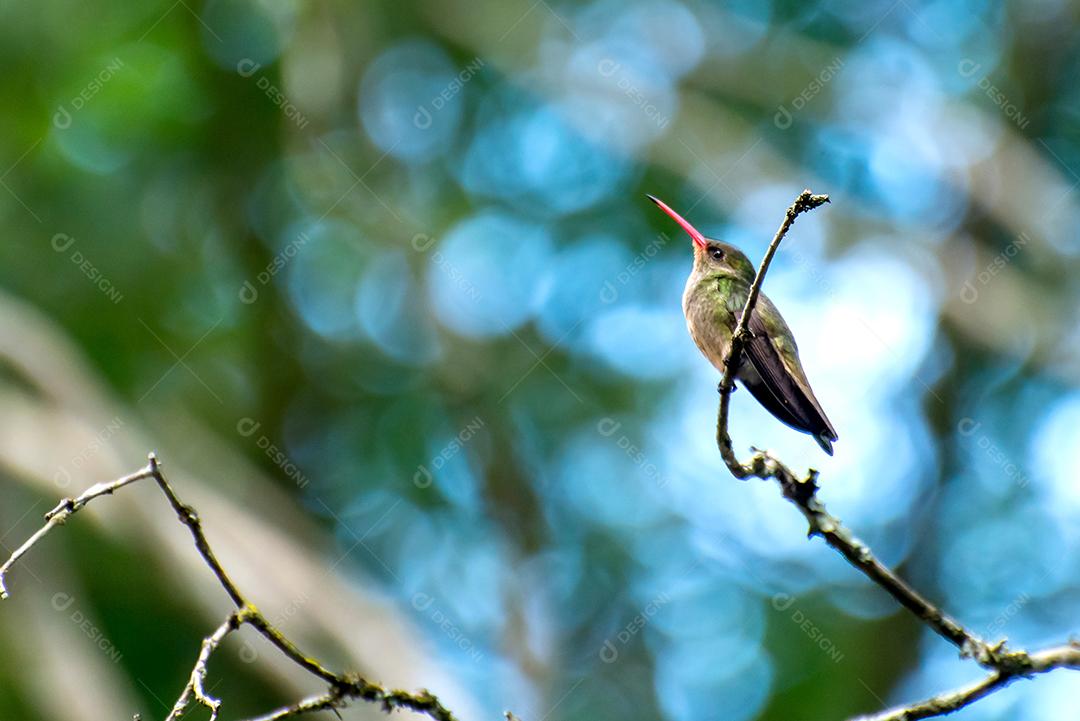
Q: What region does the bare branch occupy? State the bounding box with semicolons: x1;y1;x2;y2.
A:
0;464;154;599
144;454;339;685
243;690;345;721
715;191;986;655
243;680;459;721
0;453;462;721
715;190;1080;721
853;643;1080;721
167;609;254;721
716;189;829;474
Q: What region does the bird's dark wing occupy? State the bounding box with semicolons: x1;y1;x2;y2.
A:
739;299;838;454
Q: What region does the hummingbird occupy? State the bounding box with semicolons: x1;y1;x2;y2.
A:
647;194;838;455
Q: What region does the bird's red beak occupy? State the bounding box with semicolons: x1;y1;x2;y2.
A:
646;194;707;250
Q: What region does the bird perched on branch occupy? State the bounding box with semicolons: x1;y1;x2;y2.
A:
647;195;838;455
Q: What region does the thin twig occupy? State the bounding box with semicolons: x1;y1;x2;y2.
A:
0;453;461;721
714;190;1002;664
243;690;345;721
145;454;339;686
853;642;1080;721
167;609;254;721
716;189;830;474
715;189;1080;721
245;680;458;721
0;464;154;599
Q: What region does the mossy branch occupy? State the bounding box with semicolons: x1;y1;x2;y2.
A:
0;453;465;721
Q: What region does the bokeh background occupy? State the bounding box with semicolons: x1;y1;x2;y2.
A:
1;0;1079;719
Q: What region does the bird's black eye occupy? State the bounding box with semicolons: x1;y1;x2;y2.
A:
710;247;725;261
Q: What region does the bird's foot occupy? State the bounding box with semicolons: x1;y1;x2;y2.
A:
733;326;756;344
717;380;737;394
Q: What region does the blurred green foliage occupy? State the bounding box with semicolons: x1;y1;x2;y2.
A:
2;0;1080;720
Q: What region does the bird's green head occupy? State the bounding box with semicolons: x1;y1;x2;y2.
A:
646;195;755;282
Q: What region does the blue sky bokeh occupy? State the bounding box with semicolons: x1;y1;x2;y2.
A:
2;1;1079;720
